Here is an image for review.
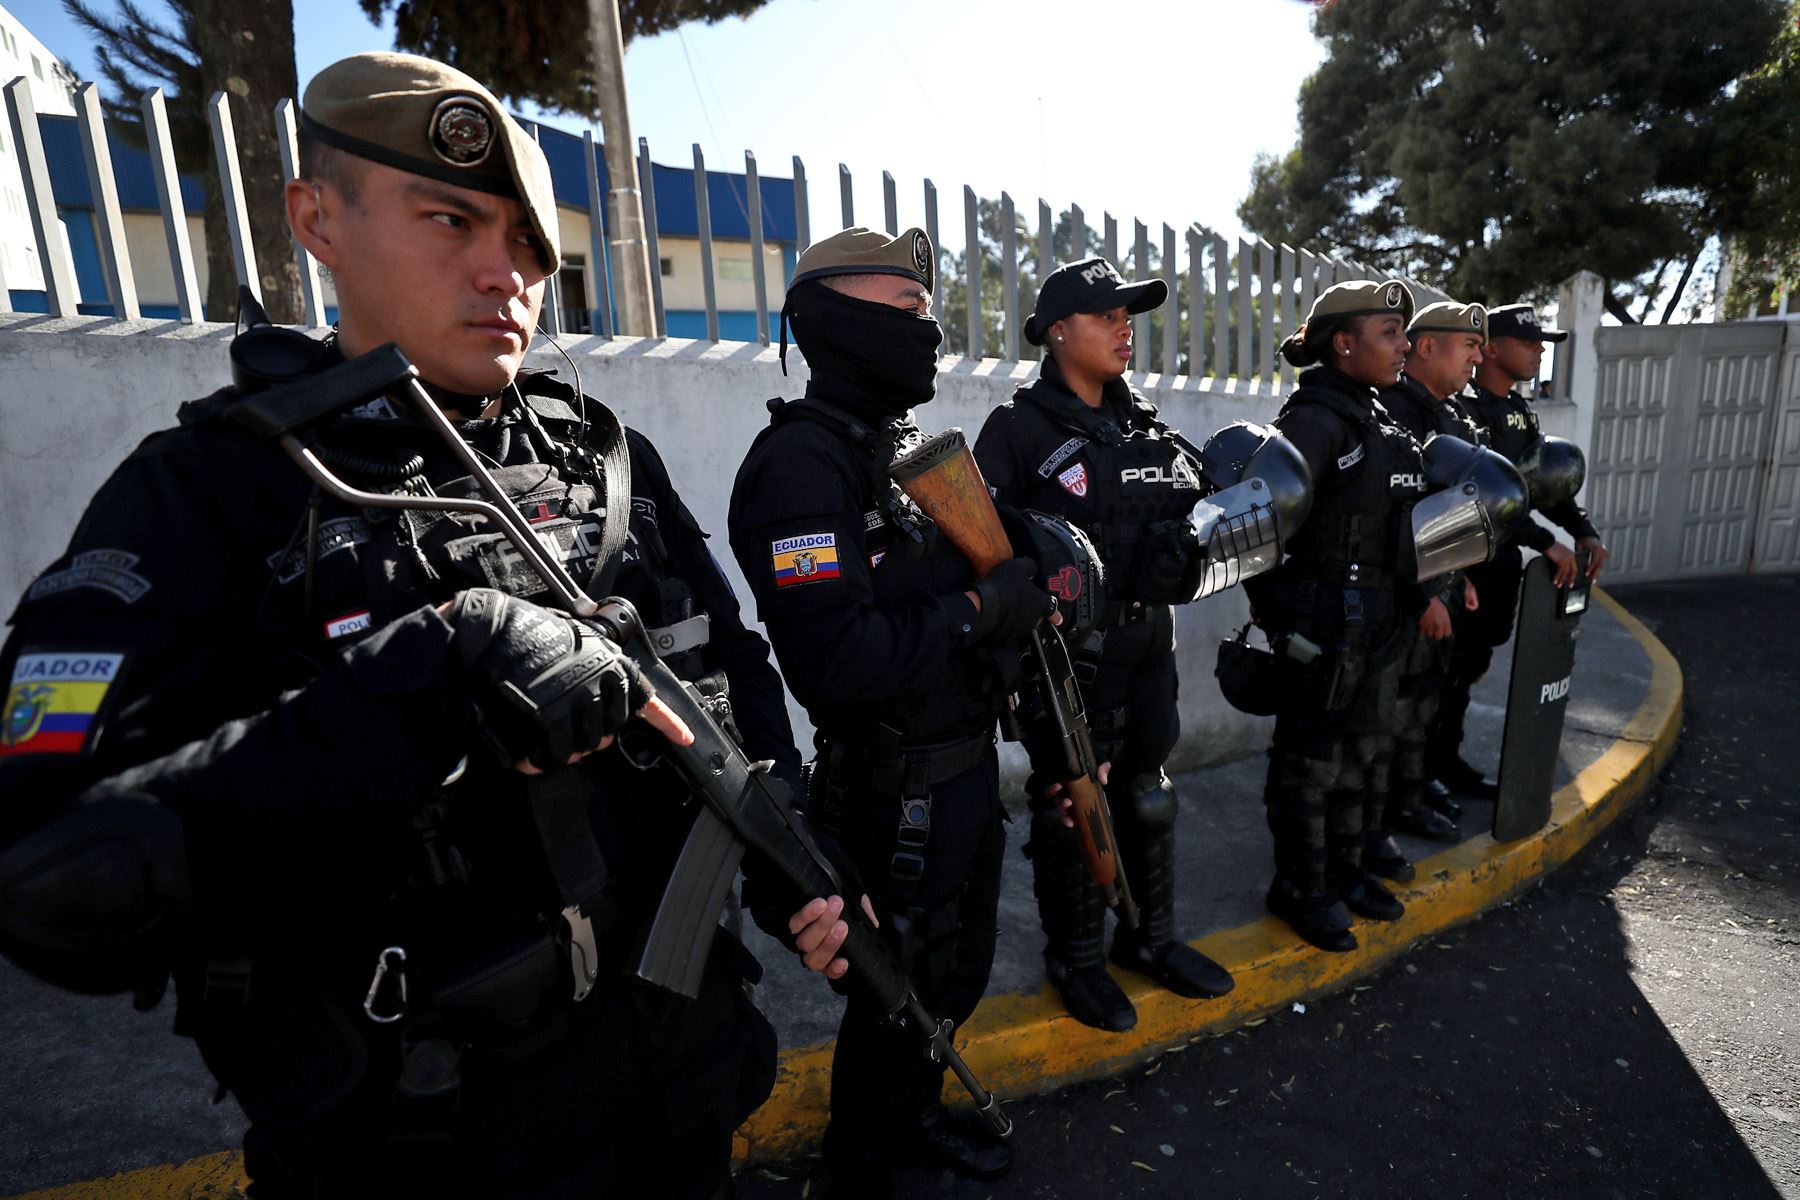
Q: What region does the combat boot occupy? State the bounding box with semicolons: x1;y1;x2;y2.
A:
1337;869;1405;921
1423;778;1464;819
1111;823;1233;999
899;1103;1012;1180
1435;754;1498;801
1363;829;1416;883
1030;810;1136;1031
1391;802;1460;842
1266;877;1357;952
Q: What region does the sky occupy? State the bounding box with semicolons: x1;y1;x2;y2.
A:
4;0;1329;253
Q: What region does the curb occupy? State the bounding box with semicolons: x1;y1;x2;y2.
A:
12;588;1682;1197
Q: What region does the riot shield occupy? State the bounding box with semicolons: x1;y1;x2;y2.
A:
1494;550;1591;841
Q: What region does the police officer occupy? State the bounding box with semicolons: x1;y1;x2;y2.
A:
1364;300;1490;876
729;229;1050;1196
972;258;1234;1033
0;53;848;1198
1432;304;1608;798
1245;280;1430;952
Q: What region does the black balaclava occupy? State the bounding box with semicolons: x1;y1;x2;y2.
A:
783;279;942;423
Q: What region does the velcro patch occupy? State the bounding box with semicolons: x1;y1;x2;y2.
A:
27;550;152;605
1;650;124;756
1337;445;1365;470
772;533;840;588
1036;437;1088;478
324;610;373;640
1057;463;1089;498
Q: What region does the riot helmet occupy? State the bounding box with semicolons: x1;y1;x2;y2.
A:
1189;423;1314;599
1019;510;1106;636
1402;435;1530;581
1517;435;1586;510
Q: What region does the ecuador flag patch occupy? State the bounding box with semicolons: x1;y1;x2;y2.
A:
1;651;124;756
771;532;841;588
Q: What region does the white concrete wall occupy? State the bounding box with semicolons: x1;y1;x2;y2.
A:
0;317;1283;777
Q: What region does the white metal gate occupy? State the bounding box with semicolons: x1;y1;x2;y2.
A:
1588;320;1794;583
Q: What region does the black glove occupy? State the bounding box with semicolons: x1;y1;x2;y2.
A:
1130;520;1205;604
972;556;1056;646
447;588;653;770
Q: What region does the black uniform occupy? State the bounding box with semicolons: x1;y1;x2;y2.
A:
729;378;1010;1187
1435;379;1599;772
1244;365;1430;945
1375;372;1485;840
0;361;795;1198
973;356;1210;1001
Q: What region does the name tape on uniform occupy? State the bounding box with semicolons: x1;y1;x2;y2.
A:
771;532;841;588
2;651;124;756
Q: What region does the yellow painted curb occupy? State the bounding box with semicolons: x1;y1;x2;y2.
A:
732;584;1683;1161
13;587;1682;1197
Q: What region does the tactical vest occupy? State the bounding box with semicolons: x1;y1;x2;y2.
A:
1279;381;1429;587
1461;382;1540;465
1008;382;1205;602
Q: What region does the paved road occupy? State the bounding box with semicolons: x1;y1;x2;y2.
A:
739;575;1800;1200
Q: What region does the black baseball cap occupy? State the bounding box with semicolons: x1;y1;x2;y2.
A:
1024;257;1167;346
1486;303;1567;343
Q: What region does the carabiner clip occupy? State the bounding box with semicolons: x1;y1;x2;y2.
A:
363;945;408;1024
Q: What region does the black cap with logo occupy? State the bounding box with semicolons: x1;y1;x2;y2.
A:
1024;257;1168;346
1486;303;1567;343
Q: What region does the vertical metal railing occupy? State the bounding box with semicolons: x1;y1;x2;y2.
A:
0;93;1415;369
1186;226;1205;379
692;144;718;343
923;178;940;301
75;83;138;320
1000;192;1018;362
745;151;770;346
1161;223;1177;378
963;185;980;359
638;138;666;337
140;87;200;323
207;92;259;305
582;131;614;339
1257;237;1275;390
1211;232;1229;383
791;155;810;253
8;79;79;316
273;98;325;327
532;126;561;336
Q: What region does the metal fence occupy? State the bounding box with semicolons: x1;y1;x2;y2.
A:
1;77;1447;388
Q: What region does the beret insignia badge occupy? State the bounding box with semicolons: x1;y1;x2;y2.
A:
912;230;931;277
430;97;493;166
1384;283;1404;308
1472;311;1483;329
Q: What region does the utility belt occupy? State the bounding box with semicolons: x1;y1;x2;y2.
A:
1100;598;1156;627
1273;581;1404;714
1295;559;1398;589
814;725;994;897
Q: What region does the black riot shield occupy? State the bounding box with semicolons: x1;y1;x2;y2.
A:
1494;551;1591;841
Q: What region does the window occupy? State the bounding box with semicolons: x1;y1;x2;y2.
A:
558;255;592;335
31;53;41;80
719;258;753;282
660;257;673;277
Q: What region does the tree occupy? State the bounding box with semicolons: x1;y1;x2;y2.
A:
64;0;302;322
1239;0;1788;320
1714;0;1800;318
357;1;771;117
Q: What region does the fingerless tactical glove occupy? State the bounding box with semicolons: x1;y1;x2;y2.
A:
447;588;653;771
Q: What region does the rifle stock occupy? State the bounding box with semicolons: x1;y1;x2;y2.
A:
888;430;1139;929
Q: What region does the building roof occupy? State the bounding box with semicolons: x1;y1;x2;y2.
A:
39;111;798;243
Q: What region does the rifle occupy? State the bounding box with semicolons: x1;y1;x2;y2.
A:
230;344;1012;1137
888;429;1140;930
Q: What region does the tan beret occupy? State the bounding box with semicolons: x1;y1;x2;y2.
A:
302;52;560;272
1302;279;1416;327
789;226;935;297
1409;300;1488;342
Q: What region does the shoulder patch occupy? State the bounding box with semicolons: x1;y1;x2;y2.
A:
1057;463;1089;498
27;550;152;606
2;650;125;756
772;532;841;588
1036;437;1088;478
1336;445;1366;471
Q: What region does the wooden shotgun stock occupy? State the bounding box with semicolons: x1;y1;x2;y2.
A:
889;429;1139;929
